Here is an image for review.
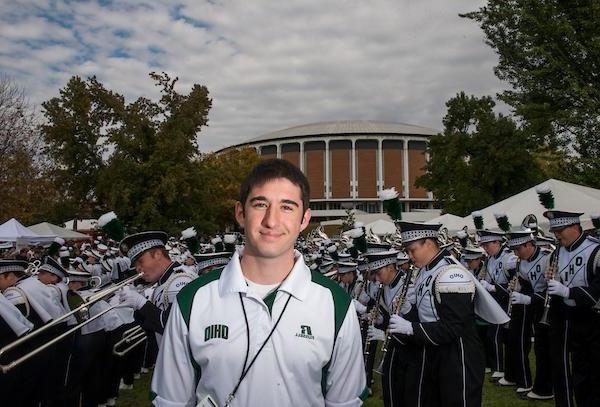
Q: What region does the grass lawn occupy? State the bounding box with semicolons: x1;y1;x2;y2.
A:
117;348;555;406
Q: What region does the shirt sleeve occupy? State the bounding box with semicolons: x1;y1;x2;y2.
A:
323;301;368;407
151;301;198;407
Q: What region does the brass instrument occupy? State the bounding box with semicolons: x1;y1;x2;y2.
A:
0;273;144;373
113;325;147;357
540;249;559;326
374;267;415;374
363;283;383;363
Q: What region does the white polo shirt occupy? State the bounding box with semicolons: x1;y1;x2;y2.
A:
151;250;367;407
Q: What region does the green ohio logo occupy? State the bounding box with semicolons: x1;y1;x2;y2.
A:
295;324;314;340
204;324;229;341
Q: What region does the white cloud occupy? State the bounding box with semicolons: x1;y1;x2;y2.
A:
0;0;506;152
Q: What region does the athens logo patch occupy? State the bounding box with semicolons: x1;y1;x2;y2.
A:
204;324;229;341
295;324;314;340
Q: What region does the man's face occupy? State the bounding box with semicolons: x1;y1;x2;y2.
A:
374;264;396;285
37;270;60;285
235;177;311;261
0;273;16;291
135;250;167;283
552;224;581;247
467;258;482;271
513;242;535;260
339;272;355;284
481;241;501;257
406;240;437;268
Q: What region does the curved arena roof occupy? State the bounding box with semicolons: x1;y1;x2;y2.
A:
227;120;439;148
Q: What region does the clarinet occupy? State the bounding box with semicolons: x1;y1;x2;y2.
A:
363;283;383;363
374;268;415;374
540;249;559;326
504;262;520;328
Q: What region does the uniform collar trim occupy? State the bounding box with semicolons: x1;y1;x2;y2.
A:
219;249;310;301
157;262;178;285
425;249;446;271
565;232;585;252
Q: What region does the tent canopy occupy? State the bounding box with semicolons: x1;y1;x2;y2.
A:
0;218;55;243
461;179;600;232
425;213;467;233
28;222;90;240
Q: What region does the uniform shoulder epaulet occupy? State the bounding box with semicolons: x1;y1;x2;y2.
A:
434;264;475;303
162;271;197;308
585;235;600;244
3;286;29;317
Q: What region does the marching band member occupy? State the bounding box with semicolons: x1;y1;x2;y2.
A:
543;210;600;407
118;231;196;346
387;221;506;407
478;229;518;382
506;230;554;400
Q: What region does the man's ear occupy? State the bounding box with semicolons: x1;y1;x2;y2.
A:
234;201;245;229
299;208;311;232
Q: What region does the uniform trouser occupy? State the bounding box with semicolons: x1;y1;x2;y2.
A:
417;337;485;407
41;322;73;407
382;338;419;407
548;317;574;407
475;320;492;369
364;339;378;388
1;339;42;406
63;330;107;407
486;324;504;373
570;314;600;407
101;324;129;402
142;329;158;369
531;317;553;396
504;304;532;388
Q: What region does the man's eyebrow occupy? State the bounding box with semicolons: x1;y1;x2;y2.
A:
248;196;299;207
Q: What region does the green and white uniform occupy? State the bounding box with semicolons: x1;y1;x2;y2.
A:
151;250;367;406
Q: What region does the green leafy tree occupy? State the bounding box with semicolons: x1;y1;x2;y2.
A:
96;72;212;234
462;0;600;186
416;92;544;216
195;147;261;235
41;76;119;220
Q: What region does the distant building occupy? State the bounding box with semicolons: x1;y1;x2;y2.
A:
220;120;437;221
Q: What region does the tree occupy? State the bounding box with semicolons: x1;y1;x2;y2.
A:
416;92;545;216
462;0;600;186
41;76;119;220
95;72;212;234
194;148;261;235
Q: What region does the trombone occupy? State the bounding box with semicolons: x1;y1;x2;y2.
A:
113;325;147;357
0;272;143;373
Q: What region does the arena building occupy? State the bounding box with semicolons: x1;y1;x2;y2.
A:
222;120;438;220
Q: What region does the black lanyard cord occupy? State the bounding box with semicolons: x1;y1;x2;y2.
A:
226;292;292;406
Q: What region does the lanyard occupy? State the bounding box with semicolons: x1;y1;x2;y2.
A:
224;291;292;407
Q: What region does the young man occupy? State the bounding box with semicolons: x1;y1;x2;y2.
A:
506;230;553;400
478;229;518;382
387;221;486;407
118;231;196;344
543;210;600;407
152;159;366;406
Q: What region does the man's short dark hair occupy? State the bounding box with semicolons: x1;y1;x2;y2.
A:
240;159;310;213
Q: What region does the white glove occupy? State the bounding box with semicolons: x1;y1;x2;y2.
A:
353;299;367;315
388;314;414;335
119;286;147;310
510;292;531;305
367;326;385;342
548;280;570;298
481;280;496;292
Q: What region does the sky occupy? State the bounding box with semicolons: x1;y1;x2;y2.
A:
0;0;507;152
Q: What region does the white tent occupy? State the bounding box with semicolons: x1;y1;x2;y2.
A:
425;213;467;233
28;222;90;240
0;218;56;245
365;219;397;236
461;179;600;232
